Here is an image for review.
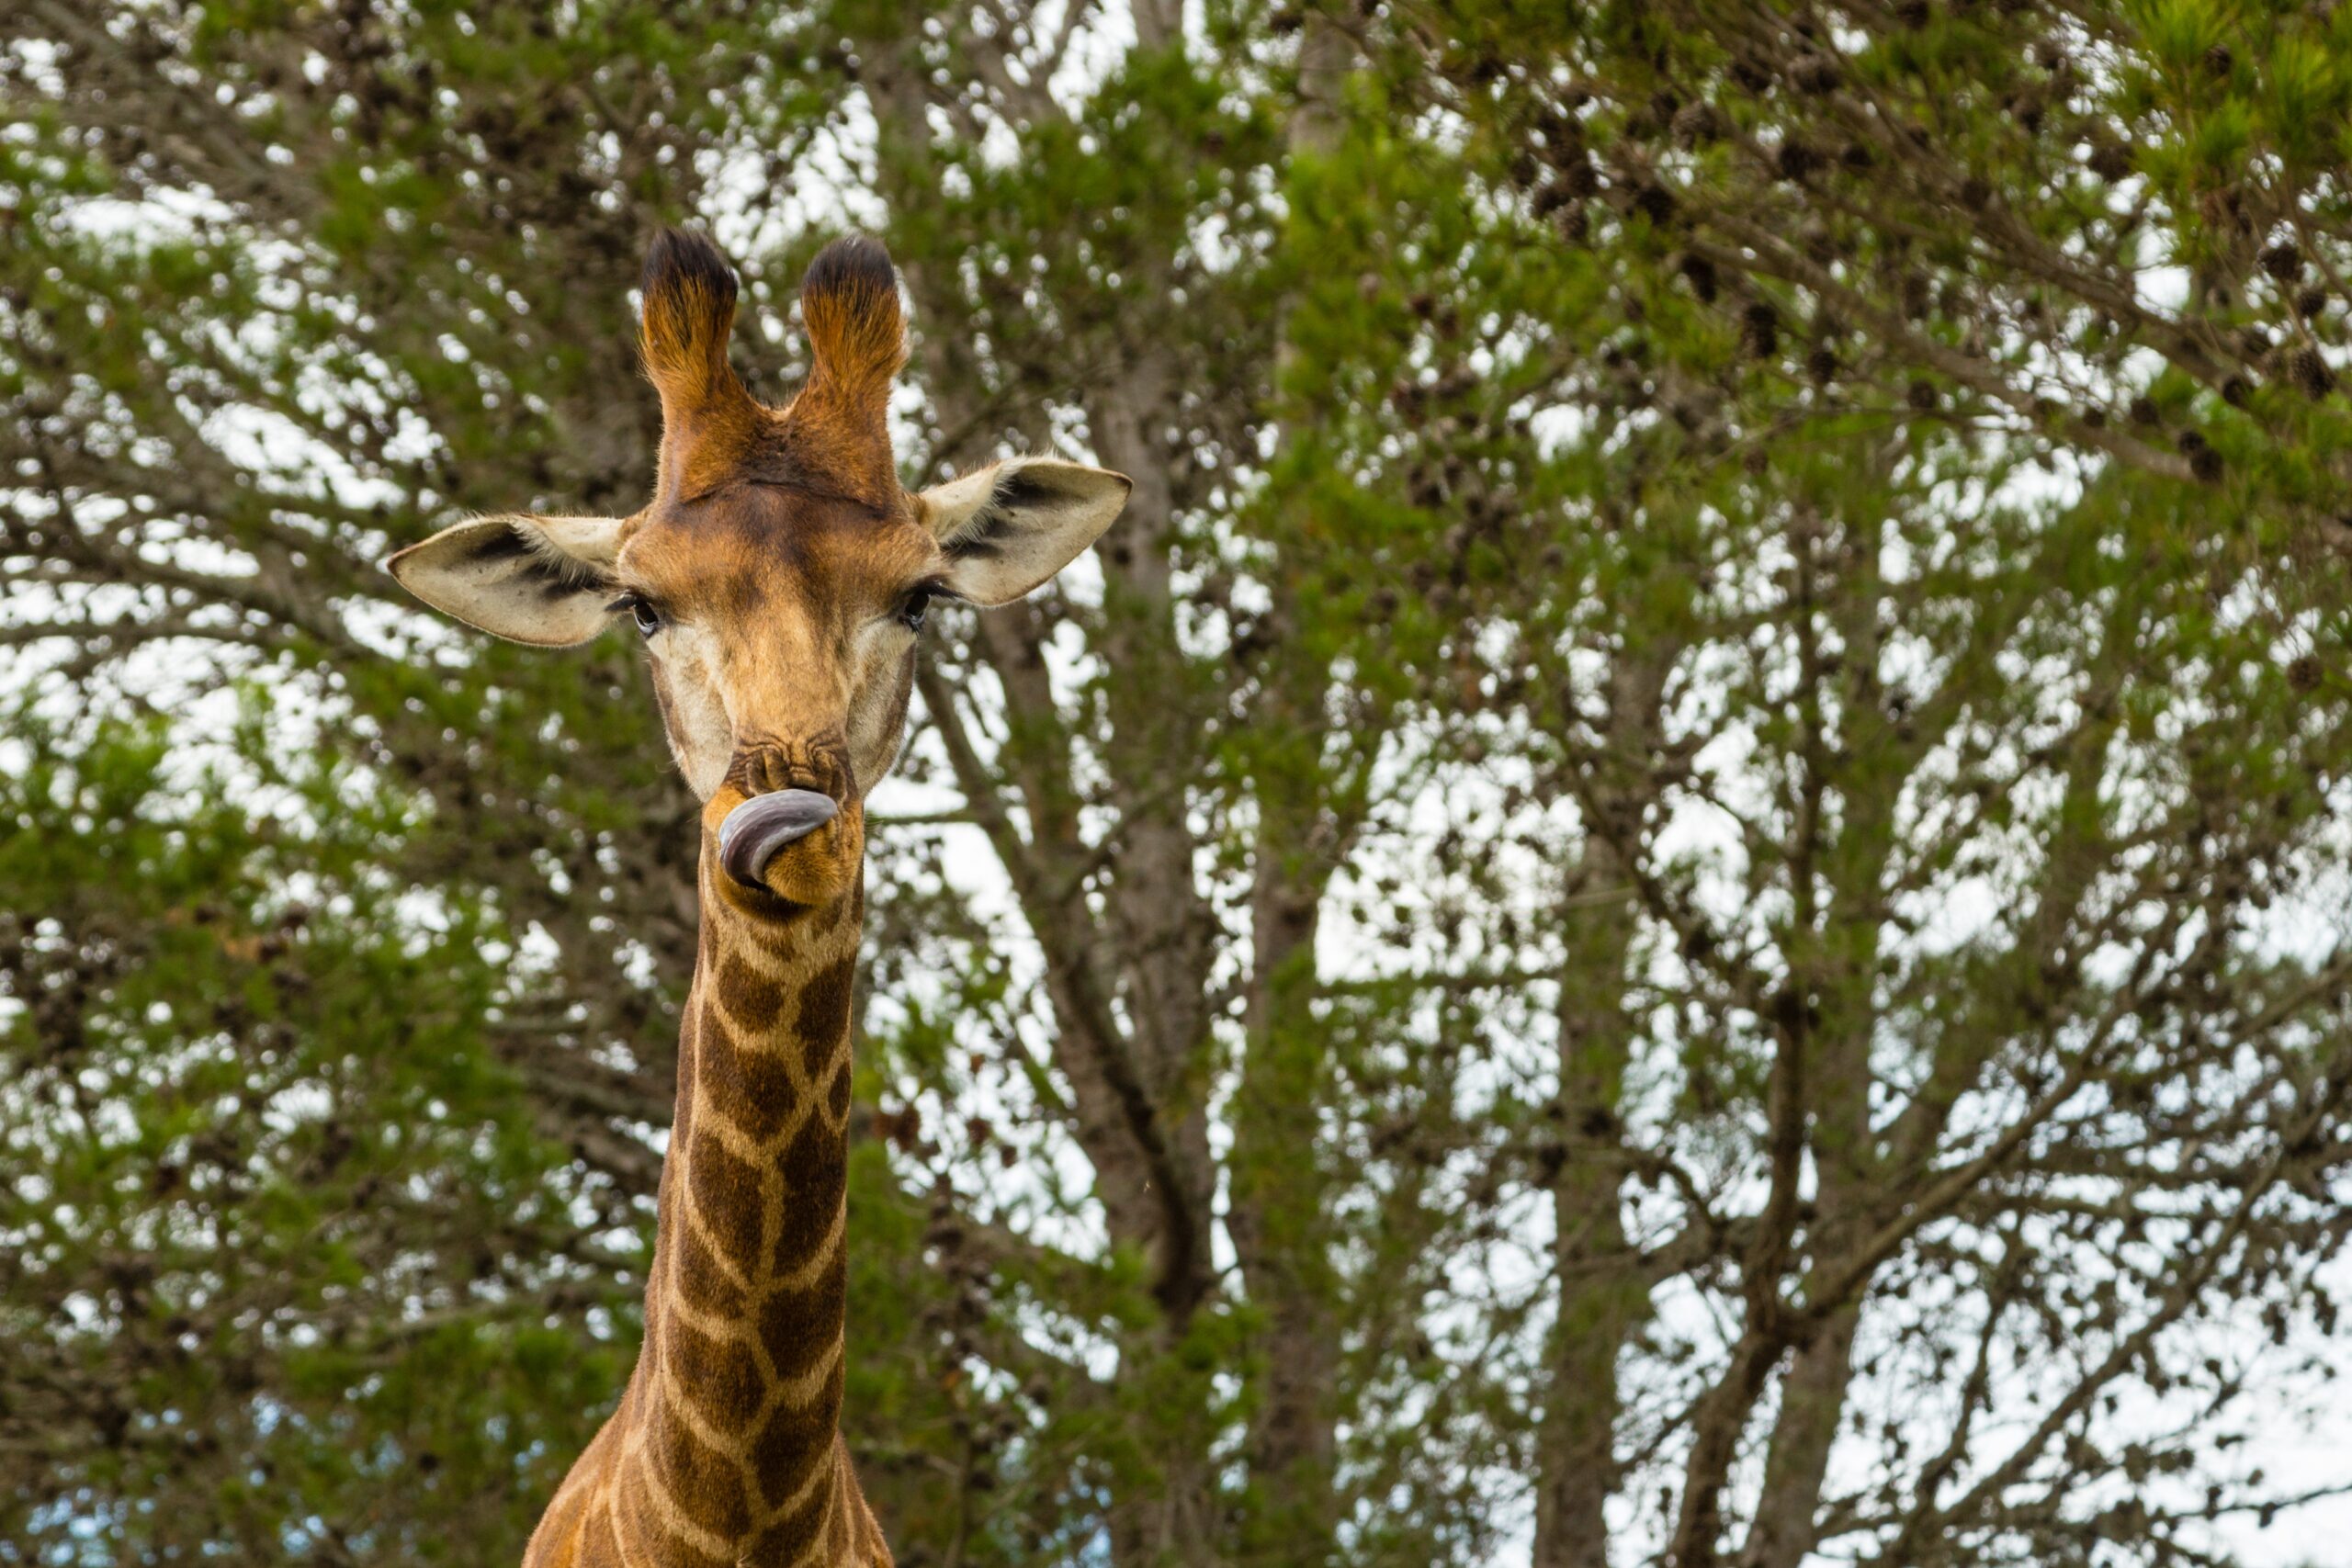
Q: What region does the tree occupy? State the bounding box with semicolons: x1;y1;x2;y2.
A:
4;2;2349;1565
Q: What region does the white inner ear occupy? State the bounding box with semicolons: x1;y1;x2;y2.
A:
918;457;1132;607
386;514;625;647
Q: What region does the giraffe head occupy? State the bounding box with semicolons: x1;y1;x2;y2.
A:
388;229;1129;907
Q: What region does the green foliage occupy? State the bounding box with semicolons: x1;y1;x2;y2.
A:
0;713;630;1558
6;2;2352;1566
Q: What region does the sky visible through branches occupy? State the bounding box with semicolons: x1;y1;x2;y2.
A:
6;3;2352;1566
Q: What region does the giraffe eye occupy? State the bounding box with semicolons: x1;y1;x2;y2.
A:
608;592;662;637
898;590;931;634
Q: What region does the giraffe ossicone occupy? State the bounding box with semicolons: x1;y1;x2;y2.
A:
387;227;1130;1567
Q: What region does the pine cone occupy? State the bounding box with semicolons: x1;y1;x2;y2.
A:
2178;430;2222;483
1679;252;1719;303
2261;242;2303;282
1672;102;1724;146
1792;53;1841;95
1776;139;1825;181
2291;346;2335;398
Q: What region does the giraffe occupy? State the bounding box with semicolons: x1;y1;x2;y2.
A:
386;228;1130;1567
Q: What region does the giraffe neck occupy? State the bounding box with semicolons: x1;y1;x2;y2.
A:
613;832;864;1562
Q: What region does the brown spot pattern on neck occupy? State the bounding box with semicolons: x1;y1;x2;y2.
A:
522;830;891;1568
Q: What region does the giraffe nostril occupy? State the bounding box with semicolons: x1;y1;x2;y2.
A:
728;736;852;801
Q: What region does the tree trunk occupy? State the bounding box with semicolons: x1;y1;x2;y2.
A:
1532;649;1671;1568
1531;837;1647;1568
1225;16;1358;1561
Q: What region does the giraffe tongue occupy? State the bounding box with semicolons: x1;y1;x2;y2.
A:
718;788;840;891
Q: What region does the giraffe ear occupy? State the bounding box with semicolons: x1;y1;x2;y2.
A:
917;457;1132;607
386;514;625;646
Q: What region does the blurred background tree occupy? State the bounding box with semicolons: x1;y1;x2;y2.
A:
4;2;2351;1566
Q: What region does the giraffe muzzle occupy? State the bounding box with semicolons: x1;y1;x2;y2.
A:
718;788;840;891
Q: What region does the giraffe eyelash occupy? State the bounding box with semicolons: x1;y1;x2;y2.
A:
607;592;665;637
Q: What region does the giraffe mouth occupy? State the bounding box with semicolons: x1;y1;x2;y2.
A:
718;787;840;891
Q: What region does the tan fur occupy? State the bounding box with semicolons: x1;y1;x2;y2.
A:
384;228;1133;1568
778;237;906;512
525;849;885;1568
639;230;764;506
